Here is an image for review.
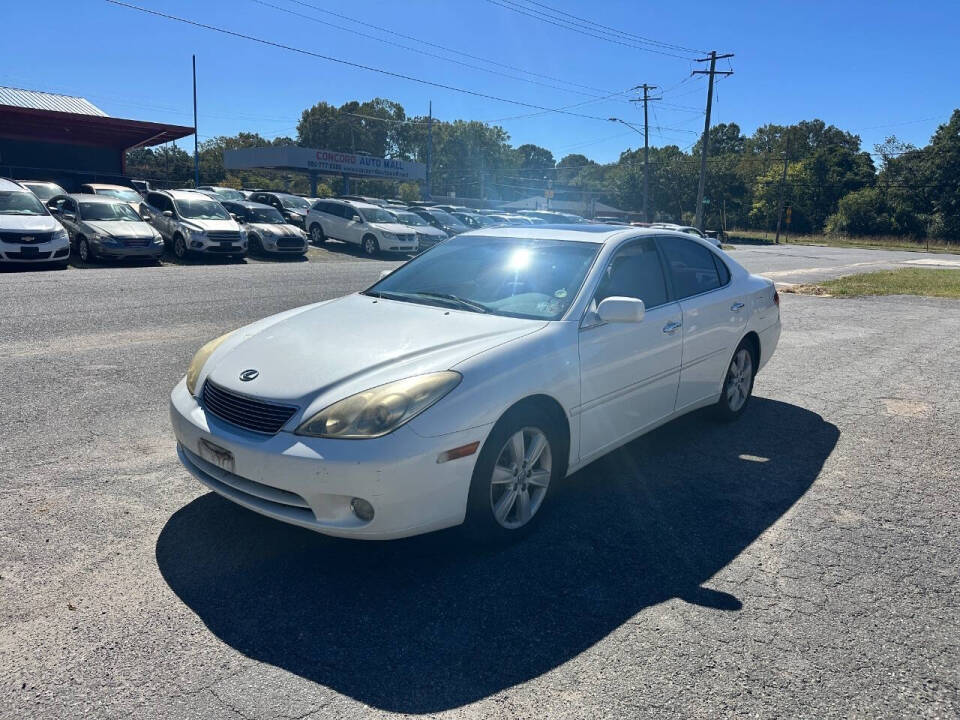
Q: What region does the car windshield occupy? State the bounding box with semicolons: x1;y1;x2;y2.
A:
175;198;231;220
249;207;285;224
23;183;66;201
428;209;468;228
359;207;398;223
96;188;142;203
0;191;48;216
366;235;600;320
212;188;245;200
393;211;428;227
280;195;310;210
80;202;142;222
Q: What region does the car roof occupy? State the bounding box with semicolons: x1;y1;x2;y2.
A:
222;200;274;210
167;189;219;200
67;193;127;203
462;225;720;246
19;180;62;187
82;183;135;190
0;178;29;191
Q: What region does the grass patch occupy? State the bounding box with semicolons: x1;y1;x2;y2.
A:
785;268;960;298
728;229;959;254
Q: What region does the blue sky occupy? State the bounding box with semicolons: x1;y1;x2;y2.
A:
2;0;956;163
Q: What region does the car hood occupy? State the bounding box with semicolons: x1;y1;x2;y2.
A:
203;293;547;410
369;222;418;235
85;220;157;238
182;218;241;232
414;226;446;237
1;215;60;232
249;222;301;235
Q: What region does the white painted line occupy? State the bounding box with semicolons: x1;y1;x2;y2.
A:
905;259;960;268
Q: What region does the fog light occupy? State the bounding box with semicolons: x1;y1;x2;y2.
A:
350;497;374;522
191;240;203;248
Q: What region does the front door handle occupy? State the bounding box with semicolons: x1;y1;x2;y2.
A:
730;302;745;312
662;321;682;334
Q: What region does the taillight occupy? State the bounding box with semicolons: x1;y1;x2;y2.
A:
773;289;780;307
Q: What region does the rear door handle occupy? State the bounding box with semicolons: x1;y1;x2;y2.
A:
662;321;682;334
730;302;745;312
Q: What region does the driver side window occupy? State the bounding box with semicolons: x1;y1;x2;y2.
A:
593;238;669;310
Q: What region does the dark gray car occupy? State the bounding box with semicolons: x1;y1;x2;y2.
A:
49;194;163;262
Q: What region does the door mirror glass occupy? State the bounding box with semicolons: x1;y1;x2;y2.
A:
141;212;152;221
378;268;393;280
597;296;645;323
162;210;173;218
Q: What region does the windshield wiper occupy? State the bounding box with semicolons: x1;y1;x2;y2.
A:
413;292;490;313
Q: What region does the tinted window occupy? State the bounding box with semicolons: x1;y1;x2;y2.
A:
713;254;731;285
79;202;141;221
658;237;721;299
595;238;669;309
147;193;169;212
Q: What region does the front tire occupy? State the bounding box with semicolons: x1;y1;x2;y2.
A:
716;342;755;421
249;234;264;255
309;224;326;246
77;237;94;263
173;234;188;261
362;234;379;257
463;405;560;542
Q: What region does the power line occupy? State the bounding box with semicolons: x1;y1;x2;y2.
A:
251;0;624;100
483;0;701;59
271;0;624;97
104;0;625;123
517;0;707;55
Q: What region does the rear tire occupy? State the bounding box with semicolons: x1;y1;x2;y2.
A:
715;341;756;421
463;405;561;543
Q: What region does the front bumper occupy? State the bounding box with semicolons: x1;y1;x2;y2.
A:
169;378;488;539
0;237;70;263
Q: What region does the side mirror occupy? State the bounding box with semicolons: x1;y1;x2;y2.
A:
49;205;61;215
162;210;173;218
597;296;645;323
378;269;393;280
141;211;152;221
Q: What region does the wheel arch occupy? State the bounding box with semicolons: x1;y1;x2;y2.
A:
740;330;760;368
494;394;570;479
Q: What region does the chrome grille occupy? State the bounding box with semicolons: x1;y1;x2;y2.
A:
201;381;298;434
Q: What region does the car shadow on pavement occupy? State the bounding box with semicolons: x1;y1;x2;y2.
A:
156;397;838;714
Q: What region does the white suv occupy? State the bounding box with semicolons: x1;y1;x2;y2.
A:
0;178;71;269
306;199;418;256
142;190;247;260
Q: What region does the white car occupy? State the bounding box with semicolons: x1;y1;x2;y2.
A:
0;178;71;268
385;208;448;251
170;227;781;541
142;190;247;260
649;223;721;248
306;199;418;255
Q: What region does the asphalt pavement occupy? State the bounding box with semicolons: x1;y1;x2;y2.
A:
1;243;958;718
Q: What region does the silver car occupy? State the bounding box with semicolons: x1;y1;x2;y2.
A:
385;208;448;251
221;200;308;256
49;194;163;262
141;190;246;260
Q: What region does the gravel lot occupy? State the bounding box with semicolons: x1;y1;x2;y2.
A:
1;244;958;718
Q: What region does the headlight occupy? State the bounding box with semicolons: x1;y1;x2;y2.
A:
185;331;235;395
381;231;397;241
296;371;461;439
52;228;69;242
185;226;205;240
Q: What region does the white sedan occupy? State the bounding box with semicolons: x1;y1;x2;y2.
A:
170;226;780;541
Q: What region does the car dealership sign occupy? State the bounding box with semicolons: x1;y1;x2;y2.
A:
224;146;426;182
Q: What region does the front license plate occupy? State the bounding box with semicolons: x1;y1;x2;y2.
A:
220;241;232;249
198;438;235;473
20;246;39;255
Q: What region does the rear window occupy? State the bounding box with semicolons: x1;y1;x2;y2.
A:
658;237;721;299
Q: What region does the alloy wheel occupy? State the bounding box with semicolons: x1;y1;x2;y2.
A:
174;236;187;259
363;237;378;256
725;348;753;412
489;427;552;530
78;239;89;262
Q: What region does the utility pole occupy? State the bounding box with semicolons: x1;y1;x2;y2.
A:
692;51;733;231
192;54;199;188
425;101;433;201
629;84;659;222
774;145;789;244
